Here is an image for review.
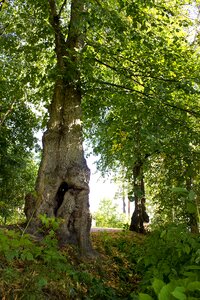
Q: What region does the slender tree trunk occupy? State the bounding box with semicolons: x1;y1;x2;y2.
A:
129;160;143;232
128;200;130;217
129;160;149;233
186;177;199;234
122;178;126;214
27;0;93;255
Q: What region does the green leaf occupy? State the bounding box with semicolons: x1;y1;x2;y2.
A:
184;265;200;271
158;283;175;300
188;190;196;201
171;187;188;194
153;279;165;295
160;230;166;238
37;277;48;289
5;250;19;261
26;252;34;261
186;202;197;214
187;281;200;291
171;287;186;300
184;244;191;254
139;293;154;300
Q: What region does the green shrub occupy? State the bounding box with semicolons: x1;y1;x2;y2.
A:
132;223;200;300
136;276;200;300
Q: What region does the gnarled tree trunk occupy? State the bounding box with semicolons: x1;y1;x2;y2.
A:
27;0;93;255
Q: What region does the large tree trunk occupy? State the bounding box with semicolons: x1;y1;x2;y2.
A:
27;0;93;255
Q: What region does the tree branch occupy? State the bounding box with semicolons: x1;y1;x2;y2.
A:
48;0;67;71
94;58;149;90
58;0;67;18
162;102;200;117
93;80;200;117
95;80;151;97
94;57;182;95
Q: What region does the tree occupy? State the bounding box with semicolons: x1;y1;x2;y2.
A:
22;0;93;255
0;90;39;225
1;0;93;255
146;148;200;233
0;0;44;225
0;156;38;224
82;0;200;232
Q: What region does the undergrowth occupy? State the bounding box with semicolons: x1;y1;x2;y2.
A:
0;222;199;299
132;224;200;300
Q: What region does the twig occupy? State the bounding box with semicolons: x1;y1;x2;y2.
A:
58;0;67;18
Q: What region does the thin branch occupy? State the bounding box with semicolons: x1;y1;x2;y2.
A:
94;58;117;72
94;58;149;90
92;80;200;117
93;55;200;117
113;55;181;83
95;80;151;97
94;57;182;94
162;102;200;117
58;0;67;18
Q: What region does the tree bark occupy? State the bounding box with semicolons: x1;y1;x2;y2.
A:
129;160;149;233
27;0;93;255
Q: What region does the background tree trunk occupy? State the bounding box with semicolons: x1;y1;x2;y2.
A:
129;160;142;232
186;177;199;234
28;0;93;255
129;160;149;233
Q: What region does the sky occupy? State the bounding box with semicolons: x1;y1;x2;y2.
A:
86;155;118;213
86;154;135;217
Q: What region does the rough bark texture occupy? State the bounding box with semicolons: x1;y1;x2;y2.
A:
27;0;93;255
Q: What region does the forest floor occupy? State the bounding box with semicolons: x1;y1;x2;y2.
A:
1;225;199;299
0;227;144;299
